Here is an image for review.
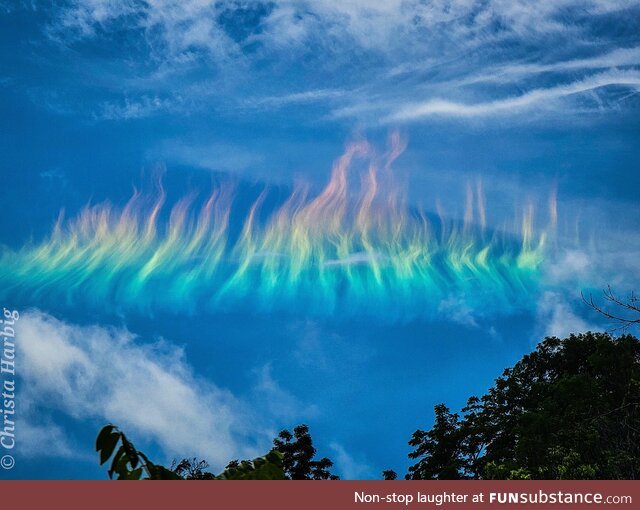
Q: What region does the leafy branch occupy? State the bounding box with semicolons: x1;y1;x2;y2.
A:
96;424;285;480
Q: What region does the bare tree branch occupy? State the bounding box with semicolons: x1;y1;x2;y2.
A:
582;286;640;332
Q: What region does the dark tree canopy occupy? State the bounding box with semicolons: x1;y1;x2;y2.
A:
98;331;639;481
382;469;398;480
172;457;216;480
407;404;464;480
96;425;285;480
403;332;640;480
97;423;337;480
273;424;339;480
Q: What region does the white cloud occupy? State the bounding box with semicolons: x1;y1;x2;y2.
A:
251;364;319;423
50;1;639;61
154;139;264;174
437;295;479;328
386;71;640;121
450;46;640;87
545;249;592;286
36;1;640;123
18;420;82;460
543;229;640;293
536;230;640;338
17;310;261;468
289;319;373;373
97;94;185;120
242;89;347;109
330;443;374;480
537;291;599;338
51;0;238;62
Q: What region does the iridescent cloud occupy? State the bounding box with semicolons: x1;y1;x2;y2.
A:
0;135;556;319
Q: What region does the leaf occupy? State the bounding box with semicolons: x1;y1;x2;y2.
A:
127;468;143;480
96;425;115;451
151;465;184;480
99;431;120;466
120;433;139;469
109;445;126;480
216;449;285;480
114;450;132;480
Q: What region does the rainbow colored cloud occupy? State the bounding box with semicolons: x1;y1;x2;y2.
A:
0;136;555;319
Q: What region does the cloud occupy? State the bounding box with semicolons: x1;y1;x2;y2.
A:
242;89;347;109
154;139;264;174
49;0;246;63
17;310;261;468
289;319;374;374
37;1;640;124
385;71;640;121
18;420;83;460
544;234;640;293
544;249;592;286
536;233;640;338
437;295;480;328
49;0;639;69
97;95;185;120
450;46;640;87
387;45;640;84
537;291;599;338
330;443;374;480
48;1;630;50
251;364;319;423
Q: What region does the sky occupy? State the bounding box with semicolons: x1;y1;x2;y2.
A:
0;0;639;479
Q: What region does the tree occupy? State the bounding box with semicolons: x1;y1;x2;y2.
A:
406;404;464;479
583;286;640;331
172;457;216;480
400;332;640;479
96;424;285;480
273;424;339;480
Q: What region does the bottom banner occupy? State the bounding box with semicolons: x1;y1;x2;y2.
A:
0;480;638;509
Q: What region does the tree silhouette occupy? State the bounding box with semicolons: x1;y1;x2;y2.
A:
172;457;216;479
96;425;285;480
96;423;338;480
400;332;640;479
273;424;339;480
406;404;464;479
382;469;397;480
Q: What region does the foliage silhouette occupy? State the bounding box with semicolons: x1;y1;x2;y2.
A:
399;332;640;480
273;424;339;480
96;424;285;480
97;332;640;481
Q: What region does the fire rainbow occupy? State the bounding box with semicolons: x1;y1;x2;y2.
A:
0;137;556;319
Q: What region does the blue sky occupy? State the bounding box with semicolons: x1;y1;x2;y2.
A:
1;0;639;479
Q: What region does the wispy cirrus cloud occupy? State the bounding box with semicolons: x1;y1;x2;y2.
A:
17;420;83;460
330;443;375;480
241;88;347;110
536;291;599;339
384;70;640;122
97;94;185;120
49;0;638;59
446;46;640;87
15;0;635;123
